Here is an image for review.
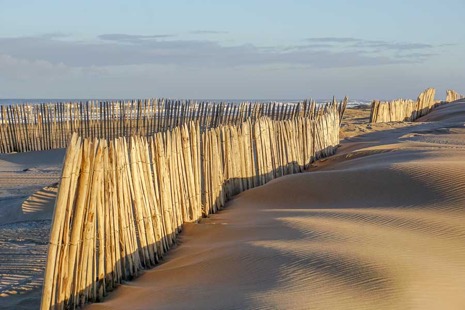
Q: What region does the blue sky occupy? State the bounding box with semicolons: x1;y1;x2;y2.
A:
0;0;464;99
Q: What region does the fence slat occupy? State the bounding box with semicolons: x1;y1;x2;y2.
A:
40;98;345;309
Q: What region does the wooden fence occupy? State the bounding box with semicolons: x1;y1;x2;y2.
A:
446;89;464;102
0;98;347;154
369;88;436;123
40;102;341;309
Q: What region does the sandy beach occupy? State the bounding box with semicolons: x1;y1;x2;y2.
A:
2;100;465;309
2;1;464;309
81;99;465;310
0;149;64;309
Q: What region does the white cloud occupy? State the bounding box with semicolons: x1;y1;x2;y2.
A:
0;53;73;80
0;34;460;99
0;34;438;69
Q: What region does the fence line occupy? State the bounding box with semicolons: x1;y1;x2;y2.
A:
369;88;437;123
446;89;464;102
0;98;347;154
40;101;341;309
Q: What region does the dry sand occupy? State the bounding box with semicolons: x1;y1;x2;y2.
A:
3;100;465;309
86;100;465;310
0;149;64;309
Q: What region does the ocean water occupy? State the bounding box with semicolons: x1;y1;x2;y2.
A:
0;98;372;107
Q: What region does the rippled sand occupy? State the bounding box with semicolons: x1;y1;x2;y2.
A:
88;100;465;310
3;101;465;310
0;149;63;309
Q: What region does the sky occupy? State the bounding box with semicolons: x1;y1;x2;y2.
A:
0;0;464;100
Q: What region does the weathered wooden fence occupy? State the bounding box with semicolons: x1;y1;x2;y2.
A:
369;88;436;123
40;102;341;309
446;89;464;102
0;98;347;154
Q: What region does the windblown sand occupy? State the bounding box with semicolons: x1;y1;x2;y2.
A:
0;149;64;309
88;100;465;310
2;101;465;309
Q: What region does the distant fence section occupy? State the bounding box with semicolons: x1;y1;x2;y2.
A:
0;98;347;154
446;89;464;102
369;88;437;123
370;88;465;123
40;101;341;310
369;99;417;123
369;88;436;123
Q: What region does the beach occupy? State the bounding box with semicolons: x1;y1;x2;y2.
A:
1;101;465;309
83;99;465;310
2;0;464;308
0;149;64;309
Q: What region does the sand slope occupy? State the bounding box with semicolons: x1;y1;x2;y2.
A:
0;149;63;309
88;100;465;310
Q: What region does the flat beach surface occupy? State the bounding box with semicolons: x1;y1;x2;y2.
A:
87;100;465;310
2;101;465;309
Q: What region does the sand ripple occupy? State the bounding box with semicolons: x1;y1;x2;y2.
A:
88;102;465;310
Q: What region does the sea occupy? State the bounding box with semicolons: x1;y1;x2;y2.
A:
0;98;372;107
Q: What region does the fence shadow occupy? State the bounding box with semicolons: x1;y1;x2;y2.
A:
55;150;339;309
40;107;342;309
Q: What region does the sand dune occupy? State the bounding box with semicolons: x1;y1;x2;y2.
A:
2;101;464;309
88;100;465;310
0;149;63;309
